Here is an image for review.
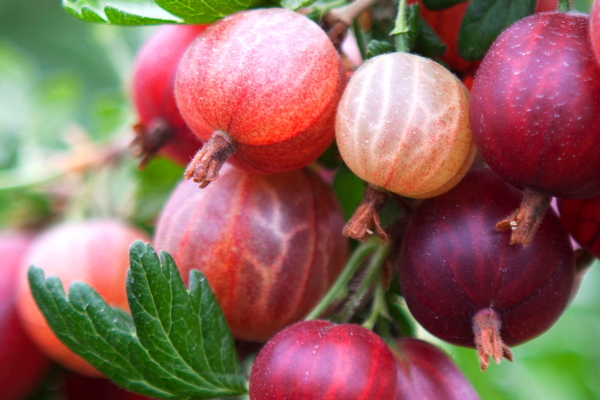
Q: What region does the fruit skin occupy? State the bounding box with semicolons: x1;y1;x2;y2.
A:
399;169;574;351
175;8;346;175
133;24;206;166
249;320;398;400
470;12;600;199
591;0;600;63
394;338;479;400
0;232;50;400
154;165;347;342
558;196;600;258
16;219;149;377
336;52;474;199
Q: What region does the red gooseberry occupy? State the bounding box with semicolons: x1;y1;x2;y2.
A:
154;165;347;342
175;8;346;187
249;320;398;400
0;232;50;400
132;24;206;167
16;219;149;377
470;12;600;245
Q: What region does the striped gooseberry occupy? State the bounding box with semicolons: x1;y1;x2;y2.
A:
175;8;346;187
154;165;347;342
336;52;474;242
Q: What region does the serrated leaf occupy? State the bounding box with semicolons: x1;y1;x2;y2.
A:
28;241;246;400
458;0;536;61
405;4;420;51
414;16;447;59
280;0;317;11
367;40;395;59
156;0;262;24
62;0;182;25
422;0;468;11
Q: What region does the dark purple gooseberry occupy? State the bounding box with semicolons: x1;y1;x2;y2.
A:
470;12;600;245
558;196;600;258
399;168;575;371
249;320;398;400
394;338;480;400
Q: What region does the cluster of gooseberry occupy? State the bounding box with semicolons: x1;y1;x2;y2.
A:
5;0;600;399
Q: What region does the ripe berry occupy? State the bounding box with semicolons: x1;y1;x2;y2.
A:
154;165;347;342
0;232;50;400
394;338;480;400
470;12;600;245
132;24;206;167
249;320;398;400
16;219;149;377
558;196;600;258
399;168;575;371
175;8;346;187
336;52;474;242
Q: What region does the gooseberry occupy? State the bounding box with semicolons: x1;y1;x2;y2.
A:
175;8;346;187
132;24;206;167
154;165;347;342
399;168;575;371
0;232;50;400
470;12;600;245
17;219;149;377
249;320;398;400
336;52;474;242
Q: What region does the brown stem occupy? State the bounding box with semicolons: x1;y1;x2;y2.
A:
325;0;379;46
343;185;389;242
473;309;513;372
495;189;552;246
131;118;172;169
184;131;235;188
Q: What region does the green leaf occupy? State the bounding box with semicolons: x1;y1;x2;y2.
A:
405;4;420;51
367;40;395;59
458;0;536;61
62;0;182;25
413;16;447;59
28;241;247;400
156;0;262;24
280;0;317;11
422;0;468;11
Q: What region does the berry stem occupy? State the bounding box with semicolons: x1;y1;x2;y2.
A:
343;184;390;242
304;237;381;320
473;309;513;372
132;118;172;168
184;131;235;188
391;0;409;53
495;189;552;246
326;0;378;47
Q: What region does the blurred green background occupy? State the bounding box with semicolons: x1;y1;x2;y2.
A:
0;0;598;399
